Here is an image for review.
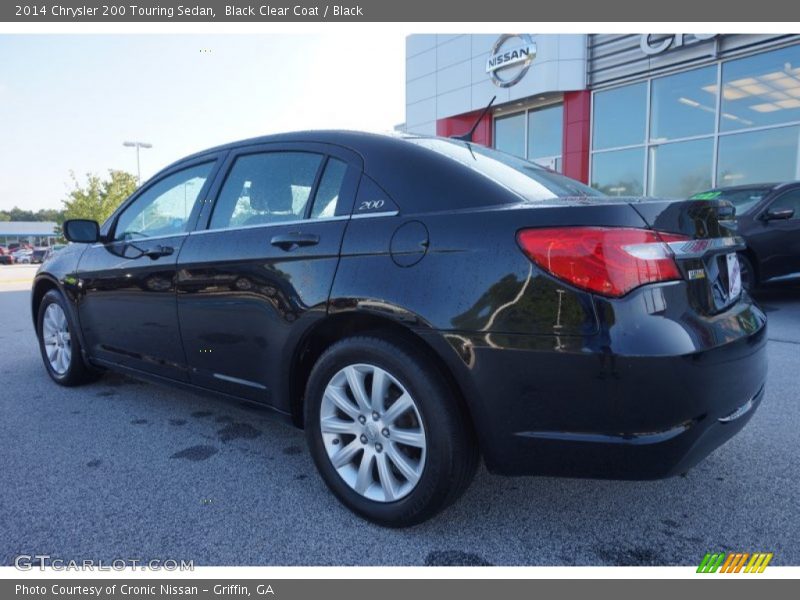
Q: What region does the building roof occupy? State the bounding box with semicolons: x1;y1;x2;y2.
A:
0;221;58;236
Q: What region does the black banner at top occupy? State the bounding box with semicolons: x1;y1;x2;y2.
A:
3;0;800;22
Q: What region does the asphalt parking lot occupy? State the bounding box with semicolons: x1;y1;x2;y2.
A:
1;263;798;566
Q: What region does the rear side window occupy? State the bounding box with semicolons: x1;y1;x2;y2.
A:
310;158;348;219
210;152;323;229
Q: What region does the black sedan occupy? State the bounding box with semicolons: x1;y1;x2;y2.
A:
32;132;767;526
692;182;800;290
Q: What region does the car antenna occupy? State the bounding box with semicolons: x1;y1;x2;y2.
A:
451;96;496;143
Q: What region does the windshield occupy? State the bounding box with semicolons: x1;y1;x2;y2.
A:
407;138;604;201
691;187;771;215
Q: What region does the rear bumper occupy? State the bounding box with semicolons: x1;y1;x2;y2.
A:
504;382;764;479
424;285;769;479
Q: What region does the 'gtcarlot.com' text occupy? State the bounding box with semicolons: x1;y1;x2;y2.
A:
14;554;194;571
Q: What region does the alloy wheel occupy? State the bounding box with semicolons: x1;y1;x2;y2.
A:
319;364;427;502
42;303;72;375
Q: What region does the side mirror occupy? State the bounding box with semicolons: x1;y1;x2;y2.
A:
763;208;795;221
63;219;101;243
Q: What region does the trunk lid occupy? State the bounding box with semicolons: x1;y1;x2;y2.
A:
626;197;744;314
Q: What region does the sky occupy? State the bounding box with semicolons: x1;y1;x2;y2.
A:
0;34;406;211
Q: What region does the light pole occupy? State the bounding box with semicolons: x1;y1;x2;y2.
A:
608;186;627;196
123;140;153;184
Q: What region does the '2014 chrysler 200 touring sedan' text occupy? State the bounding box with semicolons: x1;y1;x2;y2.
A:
32;131;767;526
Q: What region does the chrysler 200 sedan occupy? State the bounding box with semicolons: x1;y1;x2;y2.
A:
32;131;768;526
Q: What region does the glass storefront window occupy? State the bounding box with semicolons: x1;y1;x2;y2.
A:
592;47;800;195
720;45;800;132
590;148;645;196
717;126;800;185
650;66;717;142
528;104;563;162
494;113;526;158
592;82;647;150
648;139;714;198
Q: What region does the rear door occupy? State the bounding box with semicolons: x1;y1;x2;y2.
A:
750;188;800;281
76;157;222;380
176;142;361;405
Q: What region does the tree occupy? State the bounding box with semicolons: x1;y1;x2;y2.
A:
62;170;137;224
0;207;64;222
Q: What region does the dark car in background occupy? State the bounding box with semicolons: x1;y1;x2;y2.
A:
31;132;767;526
31;247;50;264
692;182;800;290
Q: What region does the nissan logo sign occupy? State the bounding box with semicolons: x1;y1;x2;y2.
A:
486;34;536;88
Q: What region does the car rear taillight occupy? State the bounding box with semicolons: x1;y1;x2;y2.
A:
516;227;691;298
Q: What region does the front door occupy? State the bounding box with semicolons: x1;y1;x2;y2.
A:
751;188;800;281
176;144;360;405
76;159;219;380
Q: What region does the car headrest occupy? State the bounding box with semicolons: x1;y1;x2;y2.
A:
271;185;294;213
248;180;269;212
248;180;294;214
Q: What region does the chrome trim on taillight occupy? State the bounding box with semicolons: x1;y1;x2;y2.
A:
666;236;746;259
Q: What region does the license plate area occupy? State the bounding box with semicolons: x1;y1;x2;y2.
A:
710;252;741;308
726;252;742;299
667;235;746;315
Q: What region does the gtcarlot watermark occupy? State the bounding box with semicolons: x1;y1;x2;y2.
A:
14;554;194;571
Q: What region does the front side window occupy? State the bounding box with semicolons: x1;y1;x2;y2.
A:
210;152;323;229
114;162;213;241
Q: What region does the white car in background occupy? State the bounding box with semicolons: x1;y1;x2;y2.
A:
11;248;33;264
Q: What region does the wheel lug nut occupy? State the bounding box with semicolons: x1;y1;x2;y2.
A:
360;434;368;444
382;428;389;437
372;412;379;421
375;443;383;453
332;438;340;445
358;415;366;424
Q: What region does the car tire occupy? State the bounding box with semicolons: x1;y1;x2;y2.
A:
37;289;100;386
305;335;479;527
738;253;757;292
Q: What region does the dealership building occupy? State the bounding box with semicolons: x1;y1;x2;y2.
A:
0;221;58;247
404;34;800;197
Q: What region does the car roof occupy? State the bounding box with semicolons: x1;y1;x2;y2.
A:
150;131;528;213
170;130;429;167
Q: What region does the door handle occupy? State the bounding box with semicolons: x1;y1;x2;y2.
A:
142;245;174;259
270;233;320;251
